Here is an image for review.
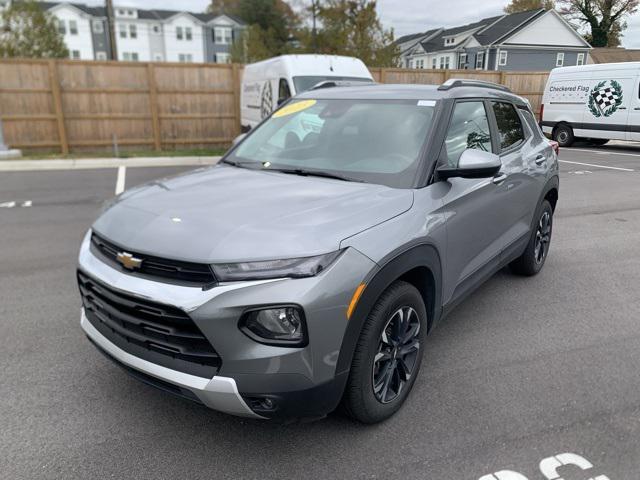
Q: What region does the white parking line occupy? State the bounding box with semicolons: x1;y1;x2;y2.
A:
559;159;634;172
569;148;640;157
115;166;126;195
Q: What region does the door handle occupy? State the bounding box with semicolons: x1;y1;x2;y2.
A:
535;154;546;166
618;106;627;110
492;173;507;184
634;107;640;111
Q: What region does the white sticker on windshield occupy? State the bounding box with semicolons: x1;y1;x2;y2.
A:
417;100;436;107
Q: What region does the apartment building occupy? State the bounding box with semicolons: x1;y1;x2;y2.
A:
397;9;591;72
10;1;245;63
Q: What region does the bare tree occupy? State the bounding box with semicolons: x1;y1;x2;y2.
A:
556;0;639;47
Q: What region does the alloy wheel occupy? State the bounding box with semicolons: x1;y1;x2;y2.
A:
534;211;551;264
372;306;421;404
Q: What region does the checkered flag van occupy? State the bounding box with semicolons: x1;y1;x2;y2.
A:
592;87;619;111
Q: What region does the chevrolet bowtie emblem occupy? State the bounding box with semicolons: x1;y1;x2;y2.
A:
116;251;143;270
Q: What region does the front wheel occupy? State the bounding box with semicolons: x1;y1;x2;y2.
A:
510;200;553;276
553;124;574;147
341;281;427;424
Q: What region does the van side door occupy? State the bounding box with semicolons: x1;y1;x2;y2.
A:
625;75;640;141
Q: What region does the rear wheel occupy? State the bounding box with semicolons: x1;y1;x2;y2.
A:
553;124;574;147
588;138;609;146
510;200;553;276
342;281;426;424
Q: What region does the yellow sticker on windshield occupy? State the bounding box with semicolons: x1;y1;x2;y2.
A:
273;100;317;118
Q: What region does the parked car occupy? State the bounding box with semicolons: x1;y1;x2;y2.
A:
78;79;559;423
240;54;373;132
541;61;640;147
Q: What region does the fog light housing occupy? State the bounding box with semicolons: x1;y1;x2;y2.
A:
240;306;307;346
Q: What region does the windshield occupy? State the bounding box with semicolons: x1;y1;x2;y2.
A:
228;98;435;188
293;76;374;93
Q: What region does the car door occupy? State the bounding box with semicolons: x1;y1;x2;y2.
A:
488;101;541;261
437;99;518;306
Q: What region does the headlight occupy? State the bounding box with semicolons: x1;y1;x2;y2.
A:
240;306;307;346
211;250;342;282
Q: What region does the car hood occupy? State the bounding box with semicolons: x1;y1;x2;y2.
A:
93;164;414;263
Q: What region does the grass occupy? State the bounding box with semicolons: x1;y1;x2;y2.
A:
16;147;229;161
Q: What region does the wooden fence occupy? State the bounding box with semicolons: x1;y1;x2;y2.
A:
0;59;549;154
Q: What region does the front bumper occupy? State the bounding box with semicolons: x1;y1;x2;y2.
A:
81;308;263;418
78;230;377;419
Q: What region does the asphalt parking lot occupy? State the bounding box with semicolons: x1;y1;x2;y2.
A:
2;145;640;480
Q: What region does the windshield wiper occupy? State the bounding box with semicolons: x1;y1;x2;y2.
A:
269;168;364;183
220;159;261;169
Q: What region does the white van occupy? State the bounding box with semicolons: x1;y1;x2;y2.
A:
541;62;640;146
240;54;374;131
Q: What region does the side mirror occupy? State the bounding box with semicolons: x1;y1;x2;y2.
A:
232;133;247;146
437;149;501;180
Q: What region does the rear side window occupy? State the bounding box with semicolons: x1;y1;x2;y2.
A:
519;108;543;138
492;102;525;150
443;101;492;167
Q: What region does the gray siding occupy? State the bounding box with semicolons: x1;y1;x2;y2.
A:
91;19;111;59
205;26;244;62
495;48;589;71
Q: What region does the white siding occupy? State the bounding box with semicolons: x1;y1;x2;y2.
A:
116;19;151;61
164;14;205;63
50;5;94;60
505;10;587;47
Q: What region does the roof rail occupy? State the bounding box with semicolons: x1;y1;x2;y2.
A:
438;78;512;93
309;80;374;90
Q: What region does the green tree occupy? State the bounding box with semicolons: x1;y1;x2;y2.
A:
303;0;398;67
504;0;555;13
557;0;639;47
0;0;68;58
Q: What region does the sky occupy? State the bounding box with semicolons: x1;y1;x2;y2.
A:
83;0;640;48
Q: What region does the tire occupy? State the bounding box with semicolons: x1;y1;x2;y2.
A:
510;200;553;276
342;281;427;424
553;124;574;147
588;138;609;146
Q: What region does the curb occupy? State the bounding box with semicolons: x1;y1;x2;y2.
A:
0;156;221;172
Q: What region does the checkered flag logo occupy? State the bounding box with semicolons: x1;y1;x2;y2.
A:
592;87;619;112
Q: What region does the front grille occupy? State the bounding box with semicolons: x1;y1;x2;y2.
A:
79;271;220;378
91;233;216;286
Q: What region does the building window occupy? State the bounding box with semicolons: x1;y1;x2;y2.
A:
118;9;124;15
96;51;107;60
70;50;80;59
92;20;104;33
577;52;585;66
127;9;134;16
177;26;183;40
458;53;467;69
152;24;161;34
475;52;484;69
556;52;564;67
498;51;508;66
68;20;78;35
185;27;193;41
214;26;232;44
445;57;450;69
129;24;137;39
179;54;193;63
122;52;139;62
119;24;127;38
216;53;230;64
57;19;66;35
432;57;437;69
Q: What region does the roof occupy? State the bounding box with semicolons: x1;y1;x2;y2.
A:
296;83;528;106
474;9;545;45
419;17;500;53
589;48;640;64
39;2;245;24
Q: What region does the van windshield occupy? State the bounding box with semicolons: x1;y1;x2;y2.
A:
227;98;435;188
293;76;373;93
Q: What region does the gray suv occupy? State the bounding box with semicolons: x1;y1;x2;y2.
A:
78;80;559;423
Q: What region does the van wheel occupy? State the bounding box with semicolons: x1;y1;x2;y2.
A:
589;138;609;146
553;124;574;147
341;281;427;424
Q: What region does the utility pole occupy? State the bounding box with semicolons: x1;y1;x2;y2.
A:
106;0;118;60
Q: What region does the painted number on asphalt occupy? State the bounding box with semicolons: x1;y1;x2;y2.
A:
480;452;610;480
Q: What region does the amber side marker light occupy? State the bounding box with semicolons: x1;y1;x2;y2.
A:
347;283;366;319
